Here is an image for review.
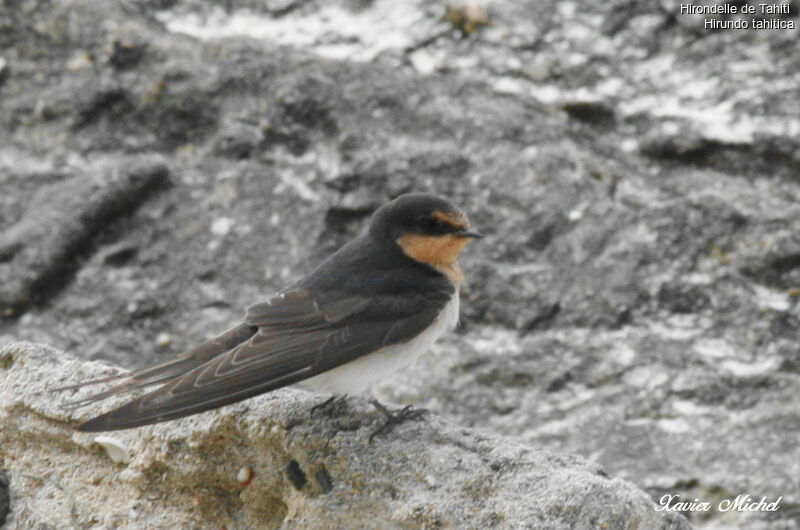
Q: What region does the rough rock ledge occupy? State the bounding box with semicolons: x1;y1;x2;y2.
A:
0;342;688;529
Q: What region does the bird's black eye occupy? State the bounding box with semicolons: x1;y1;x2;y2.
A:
416;217;438;231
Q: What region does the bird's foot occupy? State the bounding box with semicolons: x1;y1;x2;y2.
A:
368;399;428;443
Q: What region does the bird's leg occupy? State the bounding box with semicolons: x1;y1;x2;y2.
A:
368;399;428;443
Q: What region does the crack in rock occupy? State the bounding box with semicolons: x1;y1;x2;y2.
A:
0;159;170;317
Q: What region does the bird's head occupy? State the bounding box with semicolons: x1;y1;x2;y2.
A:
370;193;483;266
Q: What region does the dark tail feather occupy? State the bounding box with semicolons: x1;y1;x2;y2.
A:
62;381;138;409
49;371;129;393
55;323;257;412
75;365;312;432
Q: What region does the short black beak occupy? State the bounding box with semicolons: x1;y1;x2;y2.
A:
456;229;484;239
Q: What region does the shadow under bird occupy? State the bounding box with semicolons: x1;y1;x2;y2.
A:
55;193;482;432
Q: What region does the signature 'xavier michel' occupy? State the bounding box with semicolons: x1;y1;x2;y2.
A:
60;193;482;431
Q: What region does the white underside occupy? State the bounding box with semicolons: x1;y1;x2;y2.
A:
295;294;459;395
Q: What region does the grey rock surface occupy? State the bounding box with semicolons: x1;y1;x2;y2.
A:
1;0;798;528
0;342;689;529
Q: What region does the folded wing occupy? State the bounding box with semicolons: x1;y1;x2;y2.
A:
73;287;446;431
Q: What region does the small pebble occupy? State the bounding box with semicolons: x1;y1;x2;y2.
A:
94;436;132;464
237;466;253;487
155;332;172;348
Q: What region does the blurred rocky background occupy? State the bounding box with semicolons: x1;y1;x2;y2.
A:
0;0;798;528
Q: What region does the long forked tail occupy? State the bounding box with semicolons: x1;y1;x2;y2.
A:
51;323;257;412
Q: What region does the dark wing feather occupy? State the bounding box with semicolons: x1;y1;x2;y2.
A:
75;285;448;432
52;322;257;407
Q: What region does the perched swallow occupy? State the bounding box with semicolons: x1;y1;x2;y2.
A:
58;193;482;431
